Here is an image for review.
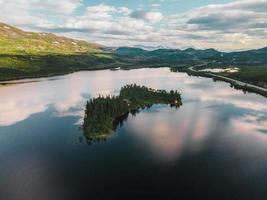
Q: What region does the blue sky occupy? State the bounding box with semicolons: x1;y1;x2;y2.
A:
83;0;233;14
0;0;267;51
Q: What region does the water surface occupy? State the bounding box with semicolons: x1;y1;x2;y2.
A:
0;68;267;200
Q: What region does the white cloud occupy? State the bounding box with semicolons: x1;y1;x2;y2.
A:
162;0;267;50
85;4;116;19
130;10;163;23
145;11;163;23
0;0;82;29
184;0;267;32
44;4;157;44
32;0;83;14
0;0;267;50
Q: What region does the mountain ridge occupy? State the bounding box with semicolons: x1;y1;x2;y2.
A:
0;22;102;55
0;21;267;82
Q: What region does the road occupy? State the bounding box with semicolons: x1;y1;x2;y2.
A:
189;67;267;93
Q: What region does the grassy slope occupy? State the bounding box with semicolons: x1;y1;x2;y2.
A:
1;22;267;85
0;22;115;81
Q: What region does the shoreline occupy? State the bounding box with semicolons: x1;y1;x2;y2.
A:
83;84;182;141
0;66;115;85
187;67;267;97
2;66;267;98
0;64;169;85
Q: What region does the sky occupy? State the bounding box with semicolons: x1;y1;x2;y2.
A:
0;0;267;51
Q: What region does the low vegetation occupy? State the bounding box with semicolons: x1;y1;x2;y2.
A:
219;66;267;88
0;22;116;81
83;84;182;141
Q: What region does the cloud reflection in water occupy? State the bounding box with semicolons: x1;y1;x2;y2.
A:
0;68;267;153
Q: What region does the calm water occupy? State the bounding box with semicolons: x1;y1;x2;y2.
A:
1;68;267;200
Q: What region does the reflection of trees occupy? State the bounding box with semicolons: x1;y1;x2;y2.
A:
84;107;150;145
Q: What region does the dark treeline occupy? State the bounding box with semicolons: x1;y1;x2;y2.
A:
83;84;182;141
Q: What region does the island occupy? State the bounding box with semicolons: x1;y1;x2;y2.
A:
83;84;182;141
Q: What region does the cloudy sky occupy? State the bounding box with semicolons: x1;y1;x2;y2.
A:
0;0;267;51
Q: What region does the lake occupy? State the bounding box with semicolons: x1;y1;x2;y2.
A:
0;68;267;200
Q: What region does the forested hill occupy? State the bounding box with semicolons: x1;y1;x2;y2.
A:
114;46;267;68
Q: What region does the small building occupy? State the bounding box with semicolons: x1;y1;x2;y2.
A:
170;99;180;107
123;99;131;106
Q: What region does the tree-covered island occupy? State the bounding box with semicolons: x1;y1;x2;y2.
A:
83;84;182;141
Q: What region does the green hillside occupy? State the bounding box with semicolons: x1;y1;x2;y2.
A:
0;22;115;81
0;22;101;55
1;22;267;84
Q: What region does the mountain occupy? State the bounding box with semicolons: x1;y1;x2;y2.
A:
114;47;222;65
183;48;221;59
0;22;115;81
115;47;147;56
0;22;101;55
115;46;267;67
221;47;267;66
114;47;194;66
115;47;221;60
0;22;267;81
132;45;168;51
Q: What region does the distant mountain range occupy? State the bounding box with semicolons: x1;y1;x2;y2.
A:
114;46;267;67
0;21;267;81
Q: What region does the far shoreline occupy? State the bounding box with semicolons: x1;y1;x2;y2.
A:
1;66;267;99
0;65;169;85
